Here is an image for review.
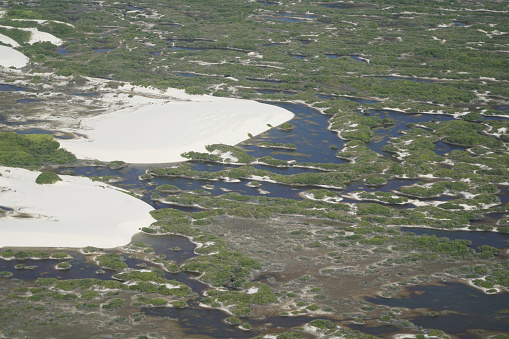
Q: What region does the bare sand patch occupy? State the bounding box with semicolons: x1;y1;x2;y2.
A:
0;166;154;248
0;45;28;68
59;91;294;163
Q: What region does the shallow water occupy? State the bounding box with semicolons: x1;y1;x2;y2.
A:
315;93;381;105
56;46;68;54
254;89;296;95
496;105;509;114
241;101;346;164
17;98;41;103
366;282;509;338
401;228;509;250
433;140;468;155
364;110;456;156
0;84;27;92
92;48;114;52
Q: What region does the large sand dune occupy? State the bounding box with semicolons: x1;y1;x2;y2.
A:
59;90;294;163
0;167;155;248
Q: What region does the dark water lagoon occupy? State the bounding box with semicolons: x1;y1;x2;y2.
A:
366;282;509;338
433;140;468;155
56;46;68;54
0;84;28;92
93;48;115;52
315;93;381;105
401;228;509;250
241;101;346;164
364;110;456;156
175;72;203;77
17;98;41;103
496;105;509;114
254;88;296;95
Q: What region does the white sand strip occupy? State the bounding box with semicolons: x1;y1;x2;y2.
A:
59;95;294;163
0;25;62;45
0;167;155;248
0;32;19;47
0;45;28;68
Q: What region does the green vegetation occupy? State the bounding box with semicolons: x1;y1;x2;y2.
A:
35;172;62;185
56;262;72;270
258;142;296;149
95;253;128;270
1;0;509;337
0;133;76;169
279;122;296;131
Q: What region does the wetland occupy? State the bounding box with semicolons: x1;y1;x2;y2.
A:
0;0;508;338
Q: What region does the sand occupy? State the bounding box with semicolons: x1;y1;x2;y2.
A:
59;89;294;163
0;24;62;45
0;32;19;47
0;45;29;68
0;167;155;248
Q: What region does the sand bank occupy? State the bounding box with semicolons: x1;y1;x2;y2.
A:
0;167;154;248
0;45;29;68
59;89;294;163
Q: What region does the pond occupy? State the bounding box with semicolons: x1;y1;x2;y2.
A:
401;227;509;250
496;105;509;114
56;46;68;54
366;282;509;338
433;140;468;155
363;110;456;156
175;72;202;77
315;93;381;105
254;89;296;95
240;101;346;164
93;48;115;52
0;84;28;92
17;98;41;103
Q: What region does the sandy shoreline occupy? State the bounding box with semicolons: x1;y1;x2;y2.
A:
0;166;155;248
59;87;294;163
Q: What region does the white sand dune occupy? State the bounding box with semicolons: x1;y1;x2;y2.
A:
0;25;62;45
0;32;19;47
0;45;28;68
0;167;155;248
59;93;294;163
